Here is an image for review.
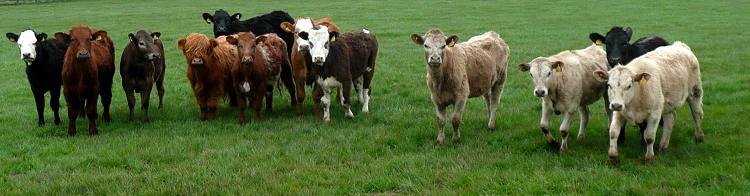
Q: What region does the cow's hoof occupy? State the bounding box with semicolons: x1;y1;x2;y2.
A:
547;140;561;149
609;156;620;166
452;137;462;144
695;136;704;144
644;156;655;165
577;134;585;141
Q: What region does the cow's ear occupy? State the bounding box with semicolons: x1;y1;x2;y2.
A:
128;33;136;43
446;35;458;47
550;61;563;72
633;72;650;86
280;22;294;33
593;70;609;82
36;33;47;42
589;33;605;46
177;38;186;51
202;13;213;24
225;35;238;45
329;31;339;42
231;13;242;21
92;30;107;41
151;32;161;40
625;27;633;40
298;31;309;40
517;63;531;72
6;32;19;42
255;35;267;45
54;32;70;44
209;39;218;48
410;34;424;45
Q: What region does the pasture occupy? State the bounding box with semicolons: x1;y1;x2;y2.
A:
1;0;748;194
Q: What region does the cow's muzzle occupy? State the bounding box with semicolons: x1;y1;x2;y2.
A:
77;50;90;59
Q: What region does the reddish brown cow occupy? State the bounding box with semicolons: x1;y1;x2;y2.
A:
62;25;115;135
177;33;237;120
227;33;288;123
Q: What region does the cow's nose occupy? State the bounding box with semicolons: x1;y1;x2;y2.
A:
191;58;203;65
299;44;309;51
77;50;90;59
610;103;623;111
242;56;252;63
22;53;31;59
313;57;324;64
149;53;160;60
534;90;547;97
429;56;441;63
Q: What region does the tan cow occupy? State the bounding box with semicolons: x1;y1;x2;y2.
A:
593;41;704;164
411;29;509;145
518;44;608;153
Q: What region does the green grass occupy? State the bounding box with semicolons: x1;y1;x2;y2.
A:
1;0;748;194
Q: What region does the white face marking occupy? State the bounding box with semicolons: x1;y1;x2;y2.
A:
16;30;39;62
526;60;556;97
362;29;370;34
241;82;251;93
307;26;330;65
294;18;314;51
606;68;637;111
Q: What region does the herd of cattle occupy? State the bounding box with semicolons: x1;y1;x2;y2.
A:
5;10;704;164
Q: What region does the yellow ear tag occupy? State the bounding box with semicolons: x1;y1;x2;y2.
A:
595;40;603;46
258;41;264;46
153;36;159;40
95;36;102;41
206;19;212;24
555;66;562;72
331;36;336;42
639;77;646;86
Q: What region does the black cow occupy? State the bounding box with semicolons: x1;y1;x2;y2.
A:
590;26;669;144
120;30;165;123
202;9;297;107
6;29;70;126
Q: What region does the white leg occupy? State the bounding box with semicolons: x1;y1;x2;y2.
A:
321;87;332;122
435;104;447;145
540;99;557;147
578;106;589;141
609;112;625;164
659;112;675;151
688;92;704;143
361;88;370;113
643;116;660;164
486;83;502;130
338;88;345;106
559;111;574;153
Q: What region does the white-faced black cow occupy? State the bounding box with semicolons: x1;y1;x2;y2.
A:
302;25;378;122
120;30;166;123
6;29;70;127
202;9;297;108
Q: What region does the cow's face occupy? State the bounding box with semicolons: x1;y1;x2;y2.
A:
202;9;240;37
590;26;633;66
177;33;215;67
302;25;337;65
411;29;457;67
6;30;46;63
226;32;257;65
593;67;650;111
69;26;106;60
129;30;162;61
517;58;563;97
281;18;314;52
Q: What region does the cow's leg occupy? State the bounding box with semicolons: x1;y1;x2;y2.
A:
659;112;676;151
65;93;79;136
265;84;274;114
486;82;503;131
338;87;345;106
141;87;152;123
559;111;574;153
236;91;247;124
312;84;322;117
643;116;660;164
342;81;354;118
293;72;307;115
355;79;363;102
51;86;61;125
252;86;264;121
207;96;219;120
320;86;332;122
361;70;374;113
100;79;112;123
32;90;45;127
156;73;165;109
435;103;447;145
608;112;625;165
451;99;467;143
688;89;705;143
281;66;297;107
540;99;558;147
605;92;626;143
86;94;99;135
125;89;136;122
578;106;589;141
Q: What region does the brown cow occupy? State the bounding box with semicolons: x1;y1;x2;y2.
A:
62;25;115;135
177;33;237;121
226;33;289;123
280;17;340;114
121;30;165;123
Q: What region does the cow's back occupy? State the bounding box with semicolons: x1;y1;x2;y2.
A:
552;44;608;106
456;31;508;97
629;42;699;112
340;29;378;78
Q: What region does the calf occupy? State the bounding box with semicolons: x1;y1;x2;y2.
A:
62;25;115;135
518;44;608;152
177;33;237;121
6;29;69;126
202;10;297;106
303;26;378;122
411;29;508;145
593;41;704;164
120;30;165;123
226;32;288;123
279;17;340;114
590;27;670;142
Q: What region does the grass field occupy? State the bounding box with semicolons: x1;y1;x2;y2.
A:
1;0;748;194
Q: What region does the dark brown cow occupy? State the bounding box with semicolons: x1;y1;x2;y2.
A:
62;25;115;135
226;33;289;123
120;30;165;123
177;33;237;121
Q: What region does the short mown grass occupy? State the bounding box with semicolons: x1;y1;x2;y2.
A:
0;0;748;194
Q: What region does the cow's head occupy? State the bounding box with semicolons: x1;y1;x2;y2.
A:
226;32;257;65
128;30;162;61
411;28;458;67
53;32;72;50
301;25;338;66
202;9;241;37
593;66;650;111
178;33;216;67
517;58;564;97
281;18;314;52
69;25;107;60
6;29;47;63
590;26;633;66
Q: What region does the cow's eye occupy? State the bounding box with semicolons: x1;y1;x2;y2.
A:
423;44;429;49
547;72;552;77
626;84;632;89
324;42;329;49
440;45;446;49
